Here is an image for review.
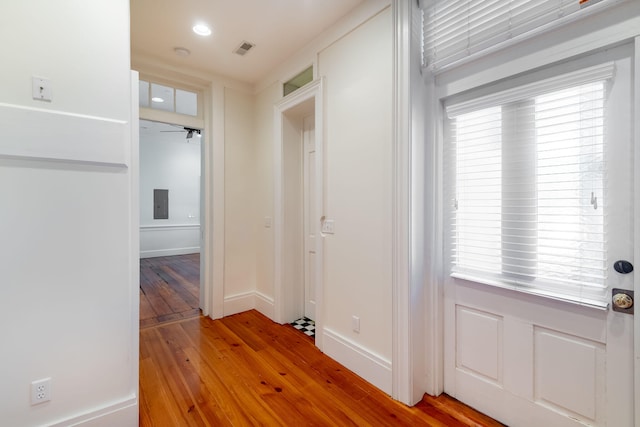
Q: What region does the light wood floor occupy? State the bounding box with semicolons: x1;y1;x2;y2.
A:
140;254;201;329
140;310;504;426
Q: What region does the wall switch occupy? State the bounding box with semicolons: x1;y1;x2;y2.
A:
31;378;51;405
32;77;52;102
321;219;335;234
352;315;360;333
264;217;272;228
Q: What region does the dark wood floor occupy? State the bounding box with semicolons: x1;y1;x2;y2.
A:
140;310;504;426
140;253;201;329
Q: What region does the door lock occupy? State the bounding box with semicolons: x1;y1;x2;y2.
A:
613;260;633;274
612;289;634;314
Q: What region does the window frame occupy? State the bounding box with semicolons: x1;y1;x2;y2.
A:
442;62;616;308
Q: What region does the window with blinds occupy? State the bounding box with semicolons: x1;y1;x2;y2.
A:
445;64;613;307
422;0;619;72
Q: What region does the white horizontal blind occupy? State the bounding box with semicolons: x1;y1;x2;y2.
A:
423;0;614;71
445;70;610;306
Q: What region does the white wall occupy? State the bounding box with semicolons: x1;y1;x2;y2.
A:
140;127;201;258
318;7;394;392
223;87;259;315
0;1;137;426
252;2;394;393
254;82;279;315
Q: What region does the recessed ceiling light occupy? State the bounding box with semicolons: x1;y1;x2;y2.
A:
174;47;191;57
151;97;164;103
193;24;212;36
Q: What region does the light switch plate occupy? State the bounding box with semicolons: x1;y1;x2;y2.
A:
321;219;335;234
352;315;360;333
32;77;52;102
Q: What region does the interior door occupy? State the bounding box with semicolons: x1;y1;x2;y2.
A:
443;51;635;427
304;114;316;320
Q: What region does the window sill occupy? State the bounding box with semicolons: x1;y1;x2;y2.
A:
450;272;609;311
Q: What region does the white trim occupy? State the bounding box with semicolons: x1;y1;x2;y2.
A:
49;396;137;427
140;247;200;258
128;70;140;426
634;35;640;427
255;291;275;319
451;273;609;310
427;79;446;397
140;224;200;231
139;107;203;131
133;66;223;321
208;82;226;320
273;78;324;350
0;103;127;167
223;291;255;316
139;224;201;258
323;328;393;395
391;0;413;405
445;62;616;117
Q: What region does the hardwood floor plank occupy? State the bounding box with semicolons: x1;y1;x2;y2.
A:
140;310;503;426
417;394;506;427
179;321;287;425
139;291;157;320
160;265;200;300
140;254;201;328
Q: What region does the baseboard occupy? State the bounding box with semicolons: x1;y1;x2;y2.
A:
254;291;275;320
322;328;392;395
224;291;255;316
140;247;200;258
49;395;137;427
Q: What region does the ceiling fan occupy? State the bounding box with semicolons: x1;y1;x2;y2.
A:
159;124;201;139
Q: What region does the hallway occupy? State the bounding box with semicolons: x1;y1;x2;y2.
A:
139;310;504;426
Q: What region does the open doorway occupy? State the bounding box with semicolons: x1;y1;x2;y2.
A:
274;79;324;346
285;107;317;340
138;119;203;328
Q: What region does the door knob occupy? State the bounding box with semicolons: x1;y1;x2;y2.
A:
612;289;634;314
613;293;633;309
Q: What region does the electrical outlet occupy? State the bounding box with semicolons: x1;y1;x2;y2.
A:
31;378;51;405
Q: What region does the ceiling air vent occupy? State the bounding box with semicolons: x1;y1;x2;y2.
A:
233;41;255;56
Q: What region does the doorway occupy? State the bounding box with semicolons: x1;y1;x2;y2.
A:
274;79;324;348
138;119;203;328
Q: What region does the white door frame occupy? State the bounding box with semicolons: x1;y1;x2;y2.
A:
135;73;225;320
391;0;414;405
273;78;324;349
633;35;640;427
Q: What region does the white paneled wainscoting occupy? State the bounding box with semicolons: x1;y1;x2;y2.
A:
140;224;200;258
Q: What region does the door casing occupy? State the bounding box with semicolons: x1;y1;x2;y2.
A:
274;78;324;349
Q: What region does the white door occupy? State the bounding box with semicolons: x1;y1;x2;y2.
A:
443;52;635;426
303;115;317;320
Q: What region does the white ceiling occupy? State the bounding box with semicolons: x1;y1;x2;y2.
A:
130;0;365;84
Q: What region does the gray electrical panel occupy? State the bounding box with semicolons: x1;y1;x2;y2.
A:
154;189;169;219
